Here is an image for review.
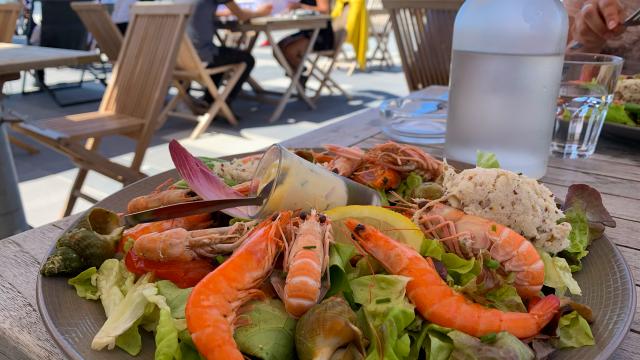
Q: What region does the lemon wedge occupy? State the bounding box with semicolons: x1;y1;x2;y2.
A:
325;205;424;251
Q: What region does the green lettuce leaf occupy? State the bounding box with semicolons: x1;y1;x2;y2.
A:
155;309;181;360
560;207;590;272
476;151;500;169
538;249;582;296
68;267;99;300
553;311;595;349
114;319;142;356
449;331;534;360
420;238;445;260
156;280;192;319
605;103;636;126
234;299;297;360
441;253;480;286
96;259;136;318
91;273;154;351
351;275;415;360
408;321;453;360
485;285;526;313
325;242;357;299
178;330;205;360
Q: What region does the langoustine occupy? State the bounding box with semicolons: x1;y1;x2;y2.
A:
132;220;256;262
345;219;559;339
324;141;443;180
281;210;333;318
186;212;291;360
414;202;544;299
126;179;201;213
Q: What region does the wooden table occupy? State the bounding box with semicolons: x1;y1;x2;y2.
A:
218;15;330;122
1;85;638;359
0;43;100;238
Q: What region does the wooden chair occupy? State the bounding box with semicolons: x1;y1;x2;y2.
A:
11;3;192;216
0;3;21;43
305;8;351;101
71;2;123;62
162;36;246;139
366;0;394;68
382;0;463;91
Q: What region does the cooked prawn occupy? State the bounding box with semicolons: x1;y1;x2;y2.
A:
127;179;201;213
282;210;333;317
345;219;559;339
132;221;256;262
323;144;364;176
186;212;291;360
366;141;443;180
415;203;544;298
122;213;213;242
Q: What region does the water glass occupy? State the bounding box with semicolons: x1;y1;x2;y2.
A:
551;54;623;158
380;97;448;145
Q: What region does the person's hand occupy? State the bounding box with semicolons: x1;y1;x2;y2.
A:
256;3;273;16
573;0;626;51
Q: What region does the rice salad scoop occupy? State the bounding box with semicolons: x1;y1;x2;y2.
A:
441;166;572;254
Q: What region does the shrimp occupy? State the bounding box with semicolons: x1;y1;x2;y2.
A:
366;141;443;180
324;141;443;182
415;203;544;299
282;210;333;318
122;213;213;241
127;179;201;213
186;212;291;360
345;219;560;339
132;221;256;262
323;144;364;176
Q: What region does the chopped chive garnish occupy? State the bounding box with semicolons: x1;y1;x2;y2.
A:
480;333;497;343
303;245;317;250
376;297;391;304
485;258;500;269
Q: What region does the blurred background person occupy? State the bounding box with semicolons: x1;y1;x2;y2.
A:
187;0;272;104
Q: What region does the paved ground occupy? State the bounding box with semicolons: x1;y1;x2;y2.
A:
5;33;409;227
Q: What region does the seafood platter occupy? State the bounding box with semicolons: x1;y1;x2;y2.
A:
37;140;635;360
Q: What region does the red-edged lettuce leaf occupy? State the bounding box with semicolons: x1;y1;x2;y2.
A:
563;184;615;228
168;140;248;218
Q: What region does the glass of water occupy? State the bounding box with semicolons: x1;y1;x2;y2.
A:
551;53;623;158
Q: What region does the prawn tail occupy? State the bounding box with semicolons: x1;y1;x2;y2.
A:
191;317;244;360
530;295;561;327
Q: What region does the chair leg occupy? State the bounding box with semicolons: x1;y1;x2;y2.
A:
62;137;101;216
62;167;89;217
9;135;39;155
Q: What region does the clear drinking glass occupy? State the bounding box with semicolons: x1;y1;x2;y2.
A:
551;53;623;158
248;144;381;219
380;98;448;145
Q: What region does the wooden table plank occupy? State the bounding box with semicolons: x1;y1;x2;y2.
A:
0;43;100;75
0;224;66;360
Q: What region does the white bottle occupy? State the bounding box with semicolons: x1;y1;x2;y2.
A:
444;0;568;178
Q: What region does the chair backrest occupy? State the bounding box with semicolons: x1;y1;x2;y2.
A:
175;35;206;76
382;0;463;91
99;3;191;127
71;2;123;62
0;3;21;43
